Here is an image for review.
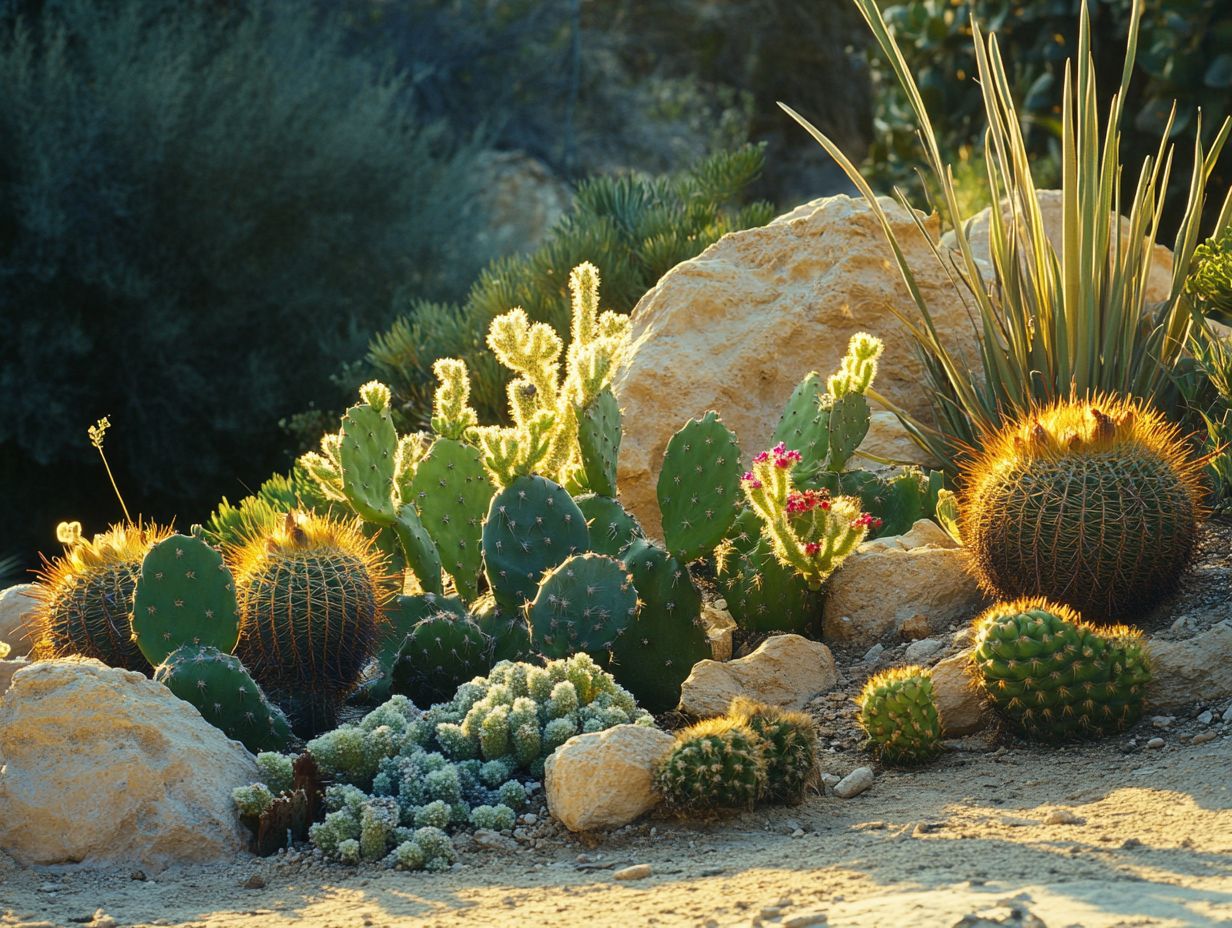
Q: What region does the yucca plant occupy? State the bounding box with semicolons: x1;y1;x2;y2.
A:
783;0;1232;473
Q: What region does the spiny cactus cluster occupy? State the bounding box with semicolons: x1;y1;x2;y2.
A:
971;598;1151;741
961;396;1205;623
655;699;817;813
857;666;943;767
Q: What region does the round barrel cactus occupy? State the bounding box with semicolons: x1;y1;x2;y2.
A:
230;512;390;735
960;396;1205;622
857;666;943;766
30;522;173;673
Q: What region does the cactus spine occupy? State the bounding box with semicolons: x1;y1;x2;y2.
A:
972;598;1151;741
857;666;943;766
961;396;1205;622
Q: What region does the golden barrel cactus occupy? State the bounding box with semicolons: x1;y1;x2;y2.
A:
961;396;1205;623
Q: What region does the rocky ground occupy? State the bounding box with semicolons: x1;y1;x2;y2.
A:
2;522;1229;928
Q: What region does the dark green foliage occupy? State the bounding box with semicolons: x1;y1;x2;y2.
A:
574;387;622;497
1184;327;1232;507
612;539;711;713
377;594;467;682
869;0;1232;227
391;613;490;708
367;146;775;431
482;475;589;610
0;0;483;564
203;469;323;550
131;534;240;667
528;553;637;661
972;600;1152;742
657;411;742;563
156;644;292;753
575;493;643;558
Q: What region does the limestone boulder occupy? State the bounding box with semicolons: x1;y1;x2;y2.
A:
612;194;974;537
823;519;985;648
544;724;676;832
678;634;839;718
0;583;38;658
930;649;991;737
0;658;258;870
1147;621;1232;711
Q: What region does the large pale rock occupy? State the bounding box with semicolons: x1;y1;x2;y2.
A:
0;583;38;658
945;188;1175;304
1147;622;1232;711
0;658;257;870
930;649;990;737
544;724;676;832
679;634;838;718
613;194;975;537
0;658;29;700
823;519;985;647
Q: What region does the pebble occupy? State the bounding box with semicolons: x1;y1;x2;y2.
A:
1121;838;1143;849
242;874;266;889
1151;716;1175;730
1043;809;1084;825
1192;730;1217;745
862;643;885;664
130;870;147;881
903;637;943;662
613;864;653;881
89;912;117;928
820;773;842;790
522;813;539;825
784;913;828;927
761;906;783;919
792;829;805;838
1147;737;1165;749
473;830;519;852
833;767;875;799
1197;710;1214;725
1223;704;1232;724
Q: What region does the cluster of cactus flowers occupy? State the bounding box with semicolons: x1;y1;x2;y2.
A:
655;698;818;813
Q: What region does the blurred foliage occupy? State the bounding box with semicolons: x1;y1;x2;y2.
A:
868;0;1232;226
362;145;776;436
0;0;483;556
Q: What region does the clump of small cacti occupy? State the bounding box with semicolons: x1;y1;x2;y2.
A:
971;598;1151;741
857;666;943;767
960;395;1205;622
229;511;391;735
29;521;174;672
655;698;819;813
429;653;653;777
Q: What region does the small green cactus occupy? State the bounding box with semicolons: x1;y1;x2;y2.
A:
857;666;943;767
971;598;1151;741
130;533;241;666
391;612;491;708
528;552;637;661
655;717;767;812
482;475;589;610
657;411;743;563
155;644;291;753
728;698;818;804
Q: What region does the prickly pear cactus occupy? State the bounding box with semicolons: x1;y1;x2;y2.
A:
377;593;467;678
575;493;643;558
471;594;535;663
482;475;589;610
961;396;1205;622
655;718;767;812
407;438;492;601
728;698;818;804
231;513;389;736
771;372;830;467
528;552;637;661
155;644;291;753
131;533;241;666
30;522;174;672
339;382;399;524
575;387;622;497
801;468;941;540
611;539;710;712
657;411;742;563
713;511;818;635
391;612;490;708
971;598;1151;741
857;666;943;766
391;505;444;596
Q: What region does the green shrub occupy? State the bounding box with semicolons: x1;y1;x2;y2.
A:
0;0;482;558
366;145;775;431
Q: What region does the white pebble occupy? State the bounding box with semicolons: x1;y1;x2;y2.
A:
833;767;875;799
1151;716;1175;729
614;864;652;881
904;638;943;662
1222;704;1232;724
1147;737;1165;749
1044;809;1083;825
1197;710;1213;726
862;643;885;664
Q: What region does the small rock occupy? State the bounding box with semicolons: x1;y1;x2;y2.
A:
1223;704;1232;724
0;584;38;658
930;649;990;736
1192;730;1216;745
243;874;266;889
761;907;783;919
521;813;538;825
1120;838;1143;849
678;635;839;717
862;643;885;664
613;864;653;881
820;773;842;790
1043;809;1083;825
1151;716;1175;729
1197;710;1213;726
473;829;519;852
784;914;828;928
1147;737;1165;749
88;912;117;928
899;614;932;640
700;602;738;663
1148;621;1232;711
904;638;943;662
791;829;805;838
833;767;874;799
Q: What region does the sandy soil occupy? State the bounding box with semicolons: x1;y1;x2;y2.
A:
2;523;1230;928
